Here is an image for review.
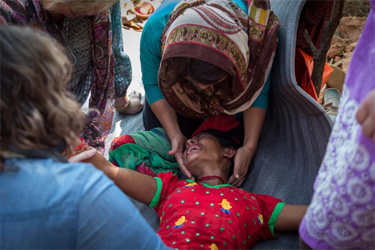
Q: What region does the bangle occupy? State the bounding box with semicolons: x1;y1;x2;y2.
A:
114;99;131;114
73;137;89;154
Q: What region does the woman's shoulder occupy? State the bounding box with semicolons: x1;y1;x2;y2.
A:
2;158;106;204
1;158;110;223
142;0;181;38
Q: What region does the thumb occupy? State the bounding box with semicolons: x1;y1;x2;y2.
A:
169;143;178;155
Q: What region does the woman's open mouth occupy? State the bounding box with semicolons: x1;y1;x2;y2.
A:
186;144;202;156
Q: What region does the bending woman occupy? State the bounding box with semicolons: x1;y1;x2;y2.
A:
141;0;279;186
0;0;144;152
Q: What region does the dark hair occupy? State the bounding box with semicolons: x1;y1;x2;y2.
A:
159;57;234;97
0;26;84;170
200;129;240;150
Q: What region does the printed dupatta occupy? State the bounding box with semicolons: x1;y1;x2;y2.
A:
159;0;279;119
0;0;115;151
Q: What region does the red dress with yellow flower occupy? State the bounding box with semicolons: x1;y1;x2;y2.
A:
150;172;285;249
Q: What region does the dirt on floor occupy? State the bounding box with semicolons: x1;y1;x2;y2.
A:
327;0;371;72
343;0;371;17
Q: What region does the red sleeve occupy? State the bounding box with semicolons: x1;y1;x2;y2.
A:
255;194;285;240
110;134;135;151
150;172;179;213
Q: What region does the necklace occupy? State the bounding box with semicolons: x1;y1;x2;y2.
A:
197;175;225;184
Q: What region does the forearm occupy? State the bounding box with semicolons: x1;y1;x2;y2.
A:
242;107;266;150
83;152;157;205
150;98;182;138
83;152;117;179
274;204;308;231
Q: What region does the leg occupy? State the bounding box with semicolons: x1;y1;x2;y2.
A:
111;1;144;114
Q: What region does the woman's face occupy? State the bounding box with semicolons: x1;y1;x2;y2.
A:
183;133;225;174
186;74;229;91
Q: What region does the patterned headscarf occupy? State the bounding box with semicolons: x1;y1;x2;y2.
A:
159;0;279;119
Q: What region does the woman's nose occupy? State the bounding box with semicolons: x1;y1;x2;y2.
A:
186;138;196;146
196;82;213;90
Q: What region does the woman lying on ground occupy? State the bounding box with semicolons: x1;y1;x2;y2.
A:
141;0;279;186
80;118;308;249
0;0;144;152
0;25;167;249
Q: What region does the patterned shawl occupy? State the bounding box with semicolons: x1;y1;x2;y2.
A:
159;0;279;119
0;0;115;151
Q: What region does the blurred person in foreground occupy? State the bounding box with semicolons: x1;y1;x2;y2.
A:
299;0;375;248
0;25;167;250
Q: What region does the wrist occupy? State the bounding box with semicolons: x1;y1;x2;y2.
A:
242;141;257;151
165;127;183;140
66;137;89;158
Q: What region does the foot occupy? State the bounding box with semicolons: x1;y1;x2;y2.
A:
115;91;144;115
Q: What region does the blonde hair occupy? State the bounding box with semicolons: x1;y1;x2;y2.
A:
0;25;84;169
41;0;118;15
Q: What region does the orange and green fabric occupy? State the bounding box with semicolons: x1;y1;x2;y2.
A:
150;172;285;249
109;128;179;175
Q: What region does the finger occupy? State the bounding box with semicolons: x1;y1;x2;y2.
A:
229;163;242;185
169;139;184;156
356;102;368;124
362;116;375;138
175;154;192;179
227;174;236;185
140;99;145;105
169;143;178;155
68;148;97;162
232;175;246;187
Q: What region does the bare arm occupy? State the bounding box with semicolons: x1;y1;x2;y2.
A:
229;107;266;186
150;99;181;140
83;152;158;206
150;98;192;179
274;204;308;232
242;107;266;154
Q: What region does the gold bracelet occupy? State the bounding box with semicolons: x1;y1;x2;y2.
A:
114;100;131;114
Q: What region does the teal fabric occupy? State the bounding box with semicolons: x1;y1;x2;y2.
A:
109;128;179;175
252;73;271;110
140;0;270;110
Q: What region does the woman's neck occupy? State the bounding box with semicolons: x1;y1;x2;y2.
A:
195;169;228;186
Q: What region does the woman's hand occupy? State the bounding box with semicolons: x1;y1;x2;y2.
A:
168;132;193;179
68;148;97;162
356;89;375;142
149;99;193;178
228;146;255;187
